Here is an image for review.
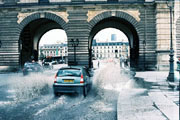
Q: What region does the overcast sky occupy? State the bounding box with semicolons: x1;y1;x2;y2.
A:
39;28;128;45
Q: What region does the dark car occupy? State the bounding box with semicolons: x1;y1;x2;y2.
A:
23;62;43;76
53;66;92;97
42;59;53;69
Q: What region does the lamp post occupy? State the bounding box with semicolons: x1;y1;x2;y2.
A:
71;39;79;65
177;58;180;82
0;40;2;48
167;0;174;82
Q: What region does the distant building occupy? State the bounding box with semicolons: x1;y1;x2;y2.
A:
111;34;117;41
92;39;129;59
39;43;68;62
39;40;129;62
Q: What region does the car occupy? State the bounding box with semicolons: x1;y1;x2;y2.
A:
42;59;53;69
53;66;92;97
51;61;57;65
58;60;65;64
23;62;43;76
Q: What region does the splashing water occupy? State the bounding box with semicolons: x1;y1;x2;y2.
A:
92;59;134;101
9;73;53;102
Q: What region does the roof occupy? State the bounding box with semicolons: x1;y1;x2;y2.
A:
59;66;85;70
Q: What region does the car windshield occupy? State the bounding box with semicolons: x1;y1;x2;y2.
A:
44;58;52;62
57;68;81;77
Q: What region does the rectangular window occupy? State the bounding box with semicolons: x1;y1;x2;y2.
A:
57;68;81;77
39;0;49;3
72;0;85;2
50;0;70;2
107;0;118;3
18;0;38;3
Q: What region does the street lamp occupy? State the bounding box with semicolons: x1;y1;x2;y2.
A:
0;40;2;48
166;0;174;82
71;39;79;65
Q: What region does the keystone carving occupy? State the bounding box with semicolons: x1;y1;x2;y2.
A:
87;10;140;22
17;11;69;24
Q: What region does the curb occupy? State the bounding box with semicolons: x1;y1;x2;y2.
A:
168;82;180;90
117;73;179;120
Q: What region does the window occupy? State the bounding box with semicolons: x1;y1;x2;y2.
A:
57;68;81;77
19;0;38;3
39;0;49;3
50;0;71;2
107;0;118;3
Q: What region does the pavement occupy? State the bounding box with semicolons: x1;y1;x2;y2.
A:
117;71;179;120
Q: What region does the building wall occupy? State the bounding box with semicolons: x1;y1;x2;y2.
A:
0;8;20;67
0;0;175;71
92;42;129;60
155;1;178;71
39;44;68;58
175;1;180;60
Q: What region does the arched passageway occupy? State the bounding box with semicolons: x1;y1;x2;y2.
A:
88;12;140;69
18;13;67;67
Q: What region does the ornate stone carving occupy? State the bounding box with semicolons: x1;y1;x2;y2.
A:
17;12;33;24
17;11;68;24
50;11;69;22
87;10;140;22
87;10;106;22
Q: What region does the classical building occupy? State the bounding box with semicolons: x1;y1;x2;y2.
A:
92;40;129;59
39;43;68;60
39;40;129;61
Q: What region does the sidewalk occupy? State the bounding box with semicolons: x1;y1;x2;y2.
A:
117;71;179;120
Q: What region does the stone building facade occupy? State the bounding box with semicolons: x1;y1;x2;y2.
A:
0;0;179;71
92;40;129;59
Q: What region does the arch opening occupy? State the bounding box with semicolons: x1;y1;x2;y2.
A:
19;18;67;67
88;17;139;69
39;29;68;63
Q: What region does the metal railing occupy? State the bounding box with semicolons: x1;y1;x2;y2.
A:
50;0;71;2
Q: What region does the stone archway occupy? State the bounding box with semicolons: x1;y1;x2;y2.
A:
18;12;67;31
18;12;68;66
88;11;140;69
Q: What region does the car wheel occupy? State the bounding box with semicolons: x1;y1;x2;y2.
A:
83;86;87;97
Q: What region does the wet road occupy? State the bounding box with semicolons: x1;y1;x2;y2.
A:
0;61;133;120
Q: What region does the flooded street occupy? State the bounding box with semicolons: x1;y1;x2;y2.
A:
0;60;134;120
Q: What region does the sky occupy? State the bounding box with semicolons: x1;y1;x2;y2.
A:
94;28;128;42
39;28;128;45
